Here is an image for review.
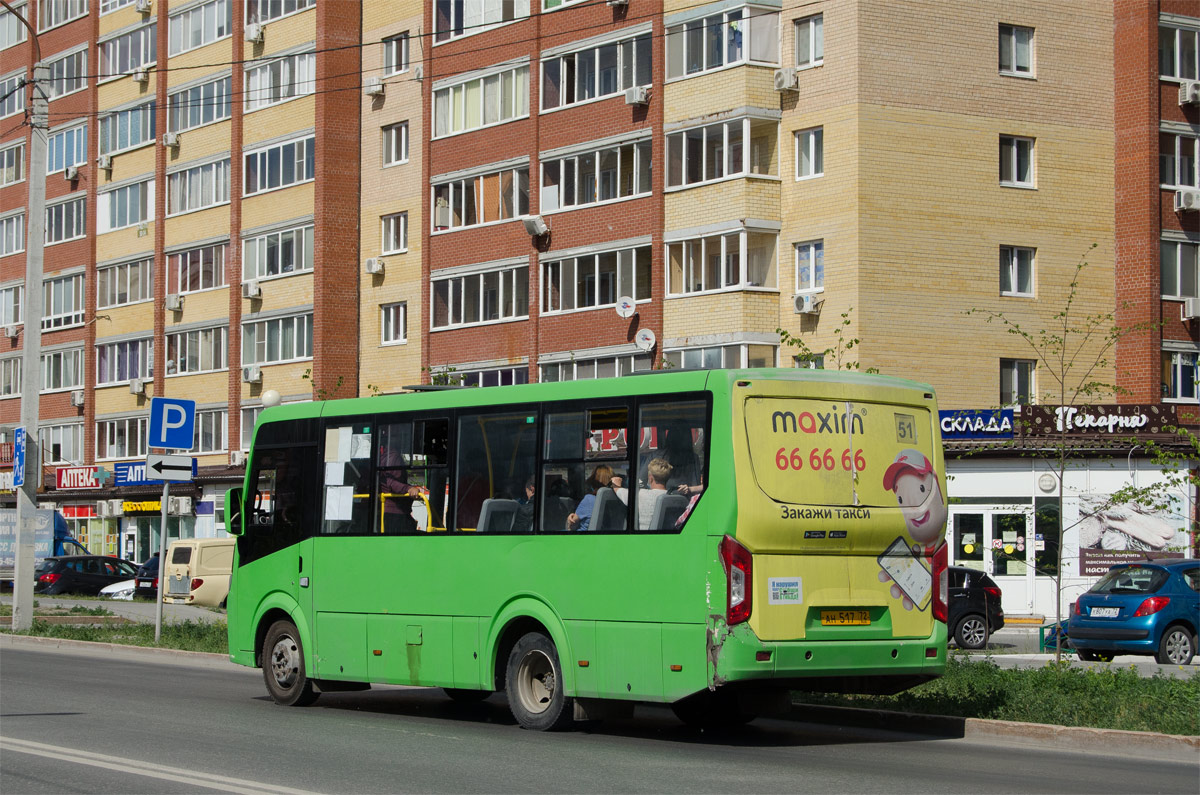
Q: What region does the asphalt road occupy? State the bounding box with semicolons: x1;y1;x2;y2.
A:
1;641;1196;795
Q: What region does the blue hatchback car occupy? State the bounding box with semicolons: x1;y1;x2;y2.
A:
1068;559;1199;665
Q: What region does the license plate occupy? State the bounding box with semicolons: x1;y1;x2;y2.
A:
1090;607;1119;618
821;610;871;626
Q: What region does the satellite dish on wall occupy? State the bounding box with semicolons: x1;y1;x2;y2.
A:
634;328;656;352
615;296;636;318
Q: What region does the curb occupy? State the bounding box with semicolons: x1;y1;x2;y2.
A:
789;703;1199;762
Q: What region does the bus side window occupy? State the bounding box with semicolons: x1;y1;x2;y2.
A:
320;423;374;535
455;409;538;533
636;399;708;531
541;404;631;533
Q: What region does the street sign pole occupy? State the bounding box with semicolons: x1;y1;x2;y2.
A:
147;398;197;643
155;480;169;644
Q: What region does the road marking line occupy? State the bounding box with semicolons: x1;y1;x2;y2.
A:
0;736;321;795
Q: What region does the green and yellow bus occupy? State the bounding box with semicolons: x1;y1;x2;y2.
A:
226;368;949;729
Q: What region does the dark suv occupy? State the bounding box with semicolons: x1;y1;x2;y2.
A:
948;566;1005;649
133;553;161;599
34;555;138;596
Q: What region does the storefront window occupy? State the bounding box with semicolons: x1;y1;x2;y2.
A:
1034;496;1060;577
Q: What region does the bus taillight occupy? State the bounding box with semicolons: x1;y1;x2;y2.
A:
720;535;752;626
931;544;948;623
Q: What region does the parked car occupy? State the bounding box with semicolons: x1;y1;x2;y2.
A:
34;555;139;596
947;566;1005;649
1068;559;1199;665
163;538;235;607
99;579;135;600
133;553;161;599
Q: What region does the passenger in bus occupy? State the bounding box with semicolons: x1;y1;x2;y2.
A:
380;467;423;534
637;458;673;530
513;476;536;532
567;464;615;531
661;423;701;490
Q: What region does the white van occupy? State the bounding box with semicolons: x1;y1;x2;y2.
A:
163;538;235;607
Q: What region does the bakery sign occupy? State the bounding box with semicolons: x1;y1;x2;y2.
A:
1021;404;1182;439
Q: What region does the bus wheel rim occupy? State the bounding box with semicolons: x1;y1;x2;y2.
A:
270;635;300;689
516;649;555;715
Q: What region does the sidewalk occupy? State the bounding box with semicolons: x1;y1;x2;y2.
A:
965;625;1198;678
0;594;224;625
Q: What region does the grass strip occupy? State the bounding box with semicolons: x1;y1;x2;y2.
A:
4;619;228;654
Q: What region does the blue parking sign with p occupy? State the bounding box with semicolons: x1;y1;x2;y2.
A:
149;397;196;450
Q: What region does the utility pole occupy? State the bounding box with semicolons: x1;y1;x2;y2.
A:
8;0;46;631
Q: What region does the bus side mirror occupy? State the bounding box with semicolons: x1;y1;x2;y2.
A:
225;487;244;536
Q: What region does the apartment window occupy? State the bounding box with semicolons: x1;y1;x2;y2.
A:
243;225;311;280
1000;136;1034;187
244;52;315;112
435;0;529;43
542;140;650;212
170;0;231;56
794;240;823;292
0;213;23;256
98;258;153;308
432;265;529;329
0;141;23;186
382;122;408;166
99;100;156;155
45;197;86;245
433;65;529;138
47;124;87;174
794;14;823;68
246;0;313;25
433;165;529;231
542;246;651;314
0;284;22;325
0;357;19;396
540;354;649;382
1163;352;1198;402
543;0;585;8
97;417;148;460
383;32;409;75
100;24;156;81
193;409;228;453
999;24;1033;76
97;338;152;384
1;3;27;49
1;72;23;118
242;313;313;364
1000;359;1034;406
795;127;823;179
1160;133;1198;188
1160;25;1199;80
38;0;85;31
167;326;227;374
169;76;232;132
168;159;231;215
664;344;776;370
667;119;777;189
41;347;83;391
46;49;86;98
101;0;136;13
454;366;529;387
171;243;226;293
382;213;407;254
667;230;778;295
241;406;262;449
666;7;780;79
40;423;82;464
381;302;407;344
1161;240;1199;300
1000;246;1034;296
244;136;314;195
541;32;651;111
99;180;153;233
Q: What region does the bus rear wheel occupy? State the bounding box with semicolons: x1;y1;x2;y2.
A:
262;620;319;707
505;631;574;731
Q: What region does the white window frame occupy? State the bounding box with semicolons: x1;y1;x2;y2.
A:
1000;358;1035;406
0;283;22;326
1163;351;1199;402
794;14;823;69
97;416;149;461
664;343;777;370
101;0;136;14
794;240;824;293
46;49;86;99
539;354;648;382
246;0;314;25
794;127;823;180
540;31;652;112
38;0;86;32
1;71;24;118
381;212;407;255
97;258;153;309
1;212;25;256
1161;240;1199;300
168;76;232;133
433;64;530;139
381;302;407;345
243;136;314;196
244;52;315;113
0;140;24;187
382;121;408;167
431;265;530;330
665;6;780;81
1161;133;1198;189
99;23;156;83
40;423;83;464
99;179;154;233
99;100;156;156
242;313;313;365
192;409;228;453
45;197;86;245
999;23;1034;77
543;138;651;212
1;2;27;50
1000;135;1035;188
41;347;83;392
96;338;153;385
0;356;20;397
452;365;529;388
432;165;529;232
172;243;227;294
168;159;231;216
541;245;652;315
434;0;529;44
169;0;231;57
167;326;228;375
42;272;85;330
666;118;778;190
46;122;87;174
1160;24;1199;81
383;32;409;75
666;229;779;296
243;225;311;281
1000;245;1034;297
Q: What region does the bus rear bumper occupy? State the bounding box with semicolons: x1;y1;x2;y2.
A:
714;624;948;696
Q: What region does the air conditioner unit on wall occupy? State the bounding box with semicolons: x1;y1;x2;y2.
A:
132;66;149;84
242;365;262;384
229;450;246;467
1183;297;1200;320
793;293;821;314
3;325;17;339
245;22;264;43
64;165;78;180
135;0;152;12
1179;81;1200;106
129;378;146;395
624;85;650;105
165;293;182;311
96;500;110;518
242;281;261;299
169;496;193;516
364;77;384;97
108;499;124;515
70;389;85;407
162;132;179;148
97;155;113;171
1175;189;1200;212
365;257;384;275
773;67;798;92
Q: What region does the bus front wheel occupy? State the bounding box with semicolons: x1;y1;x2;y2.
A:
505;631;574;731
262;620;319;707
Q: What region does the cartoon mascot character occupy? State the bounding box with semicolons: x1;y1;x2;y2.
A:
877;448;947;610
